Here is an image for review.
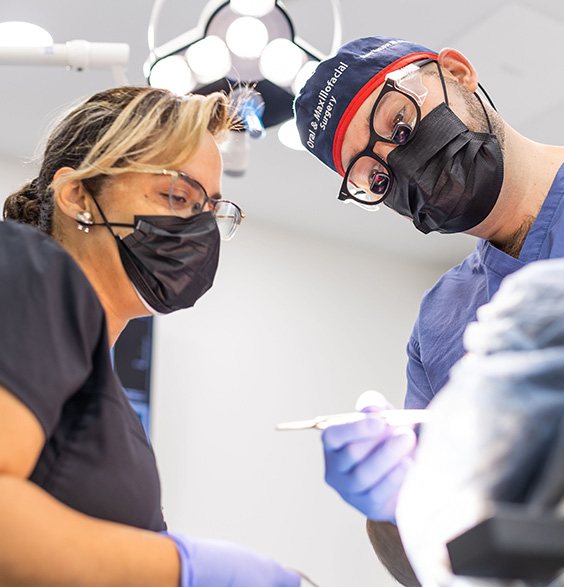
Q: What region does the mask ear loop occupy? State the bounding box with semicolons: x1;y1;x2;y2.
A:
434;58;496;134
86;191;138;235
90;196;112;227
474;80;499;134
477;82;497;111
474;91;494;133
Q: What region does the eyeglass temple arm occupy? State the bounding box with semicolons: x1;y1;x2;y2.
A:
428;57;497;113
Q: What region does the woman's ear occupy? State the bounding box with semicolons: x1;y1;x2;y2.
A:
437;47;478;93
52;167;91;221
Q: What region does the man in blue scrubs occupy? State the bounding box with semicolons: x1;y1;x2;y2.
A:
294;36;564;586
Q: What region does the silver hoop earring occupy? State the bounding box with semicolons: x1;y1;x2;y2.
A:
76;211;93;233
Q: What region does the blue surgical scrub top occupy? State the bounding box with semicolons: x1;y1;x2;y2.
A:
405;163;564;409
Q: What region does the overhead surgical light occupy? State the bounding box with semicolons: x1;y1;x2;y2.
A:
230;0;276;18
149;55;195;95
225;17;269;59
292;60;320;95
259;38;305;87
145;0;342;171
186;36;231;83
278;119;306;151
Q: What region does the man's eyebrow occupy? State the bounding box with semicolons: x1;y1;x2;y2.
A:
343;142;362;170
342;107;375;170
210;193;222;201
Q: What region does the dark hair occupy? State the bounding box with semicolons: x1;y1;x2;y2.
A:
4;177;44;228
3;86;232;234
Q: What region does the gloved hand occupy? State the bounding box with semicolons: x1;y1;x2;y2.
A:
164;533;301;587
322;391;417;523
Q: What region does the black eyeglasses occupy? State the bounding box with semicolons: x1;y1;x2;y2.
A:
338;58;444;209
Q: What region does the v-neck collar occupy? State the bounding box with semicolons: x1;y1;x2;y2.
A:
477;163;564;275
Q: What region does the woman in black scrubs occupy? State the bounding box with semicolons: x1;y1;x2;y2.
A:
0;86;299;587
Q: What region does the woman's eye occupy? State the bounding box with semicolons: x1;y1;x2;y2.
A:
159;189;206;215
171;194;188;204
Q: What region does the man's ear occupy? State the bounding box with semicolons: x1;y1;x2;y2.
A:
52;167;91;221
437;48;478;93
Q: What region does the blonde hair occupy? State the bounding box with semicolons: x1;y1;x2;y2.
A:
4;86;234;233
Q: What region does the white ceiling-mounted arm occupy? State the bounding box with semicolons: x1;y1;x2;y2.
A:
328;0;343;55
0;41;130;84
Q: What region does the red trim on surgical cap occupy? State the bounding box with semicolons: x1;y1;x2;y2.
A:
332;51;437;176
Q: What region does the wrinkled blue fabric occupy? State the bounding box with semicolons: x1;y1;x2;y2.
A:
405;163;564;409
397;259;564;587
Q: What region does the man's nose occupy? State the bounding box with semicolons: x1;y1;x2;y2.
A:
373;141;396;162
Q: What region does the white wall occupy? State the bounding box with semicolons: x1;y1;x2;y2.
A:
0;155;36;202
151;218;449;587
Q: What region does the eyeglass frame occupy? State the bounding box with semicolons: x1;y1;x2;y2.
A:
133;168;245;238
337;58;448;208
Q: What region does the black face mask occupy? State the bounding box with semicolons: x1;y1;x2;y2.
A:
91;201;220;314
116;213;220;314
385;103;504;234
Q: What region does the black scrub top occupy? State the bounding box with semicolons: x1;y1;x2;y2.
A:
0;220;166;531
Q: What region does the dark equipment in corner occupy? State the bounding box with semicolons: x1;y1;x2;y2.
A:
447;504;564;582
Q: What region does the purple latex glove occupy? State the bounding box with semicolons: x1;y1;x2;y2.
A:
164;533;301;587
322;392;417;523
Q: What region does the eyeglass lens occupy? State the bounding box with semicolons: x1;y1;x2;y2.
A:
345;91;419;201
346;156;390;201
167;174;242;240
166;174;208;218
372;90;418;144
213;200;242;241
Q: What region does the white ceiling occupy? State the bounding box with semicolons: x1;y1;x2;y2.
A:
1;0;563;265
